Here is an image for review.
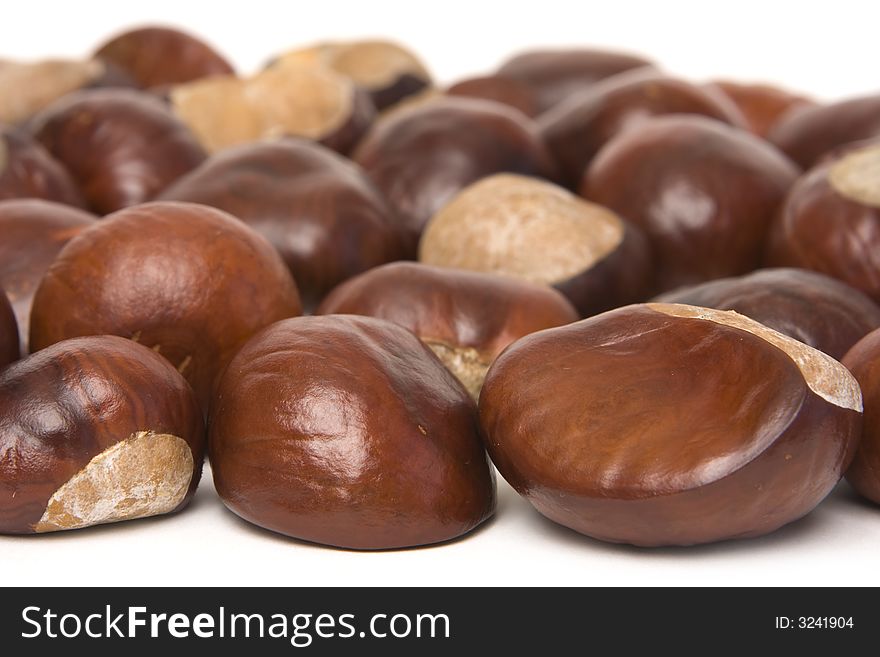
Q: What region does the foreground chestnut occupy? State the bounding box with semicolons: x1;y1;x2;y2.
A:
0;127;85;207
209;315;496;549
842;329;880;504
582;115;799;293
419;174;651;316
655;268;880;360
31;89;206;214
707;80;815;138
0;289;18;368
317;262;578;398
0;335;204;534
480;303;862;546
94;25;234;89
159;139;405;310
29;202;302;409
353;97;556;252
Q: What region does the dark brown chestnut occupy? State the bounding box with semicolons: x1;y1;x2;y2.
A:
0;289;18;368
582;115;799;294
94;25;234;89
28;201;302;409
707;80;815;138
540;70;747;188
447;76;540;118
317;261;579;398
842;329;880;504
655;268;880;360
0;335;204;534
0;199;96;352
353;96;557;253
209;315;496;550
419;174;651;317
158;139;405;310
0;127;85;207
31;88;206;214
480;302;862;546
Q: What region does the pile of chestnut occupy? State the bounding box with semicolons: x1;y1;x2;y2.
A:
2;25;880;549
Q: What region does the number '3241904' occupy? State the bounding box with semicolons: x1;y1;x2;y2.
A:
775;617;854;629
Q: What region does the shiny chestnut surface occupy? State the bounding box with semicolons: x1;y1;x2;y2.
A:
708;80;815;138
0;290;18;368
0;127;85;207
209;315;496;550
843;329;880;504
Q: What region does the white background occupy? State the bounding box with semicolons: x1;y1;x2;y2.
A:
3;0;880;586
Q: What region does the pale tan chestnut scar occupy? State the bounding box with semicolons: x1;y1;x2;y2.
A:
648;303;863;412
35;431;193;533
0;59;104;124
425;340;491;401
828;143;880;208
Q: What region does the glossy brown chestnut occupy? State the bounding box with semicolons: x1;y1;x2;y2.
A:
317;262;579;398
495;48;655;114
0;335;204;534
765;140;880;303
582;115;799;294
0;127;85;207
353;96;557;253
540;70;747;188
94;25;234;89
655;268;880;360
29;202;302;409
447;76;540;118
159;139;405;310
480;303;863;546
0;289;18;368
707;80;815;138
842;329;880;504
209;315;496;550
419;174;651;317
31;88;206;214
0;199;96;352
769;94;880;168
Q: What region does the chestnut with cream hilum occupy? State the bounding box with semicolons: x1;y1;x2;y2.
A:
419;174;650;317
480;303;863;546
0;127;85;207
317;262;579;398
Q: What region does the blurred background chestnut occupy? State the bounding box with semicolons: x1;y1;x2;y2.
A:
706;80;815;139
0;127;86;207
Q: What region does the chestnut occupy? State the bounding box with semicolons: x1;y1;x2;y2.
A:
158;139;405;310
353;96;557;253
842;329;880;504
0;199;96;352
769;94;880;168
706;80;815;138
317;262;579;398
29;202;302;409
765;140;880;304
495;48;655;114
270;40;431;111
209;315;496;550
0;289;18;368
582;115;799;294
169;64;375;155
540;70;747;188
0;127;85;207
447;76;539;118
655;268;880;360
31;88;206;214
94;25;234;90
480;302;862;546
0;335;204;534
419;174;651;317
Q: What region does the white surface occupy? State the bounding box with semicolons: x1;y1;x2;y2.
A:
3;0;880;586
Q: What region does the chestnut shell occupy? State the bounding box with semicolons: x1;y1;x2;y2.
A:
0;289;18;368
842;329;880;504
0;127;85;207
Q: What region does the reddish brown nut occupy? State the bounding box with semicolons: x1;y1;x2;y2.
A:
707;80;815;138
317;262;578;397
353;96;557;253
447;76;540;118
0;127;86;207
765;140;880;304
540;70;747;188
169;64;375;155
209;315;496;550
769;95;880;168
582;115;799;294
29;202;302;409
159;139;405;310
0;335;204;534
0;289;18;368
31;89;206;214
655;268;880;360
0;199;96;352
271;40;431;111
495;48;655;114
480;303;862;546
419;174;651;317
94;25;234;90
842;329;880;504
